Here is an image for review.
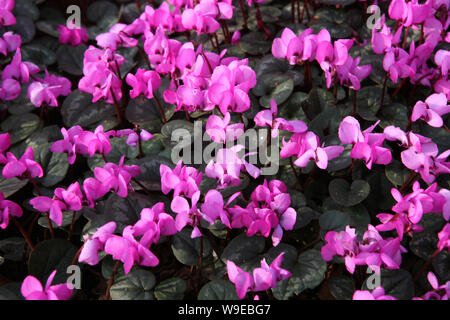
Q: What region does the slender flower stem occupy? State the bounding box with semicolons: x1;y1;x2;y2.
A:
402;26;409;50
237;0;248;29
419;23;424;45
105;261;121;300
71;244;84;266
29;176;42;196
134;0;141;12
12;217;34;250
305;61;312;92
110;88;123;124
45;213;55;239
391;78;407;99
291;0;295;23
399;171;418;195
208;34;217;51
297;0;303;23
67;212;77;240
239;113;246;131
413;249;440;282
200;51;214;74
153;94;167;124
137;45;151;69
304;0;310;21
380;75;388;110
352;89;357;115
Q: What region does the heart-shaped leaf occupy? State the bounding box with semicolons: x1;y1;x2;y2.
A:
154;278;186;300
110;269;155;300
329;179;370;207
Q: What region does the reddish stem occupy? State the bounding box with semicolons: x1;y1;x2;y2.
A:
12;217;34;250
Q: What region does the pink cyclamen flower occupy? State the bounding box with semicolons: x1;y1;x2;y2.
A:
50;126;85;165
29;196;67;226
104;226;159;274
125;68;161;99
116;128;154;147
254;99;307;138
94;155;141;198
79;221;117;266
437;223;449;251
280;131;344;170
27;70;71;107
2;49;39;84
206;112;244;143
231;30;241;45
353;287;397;300
0;132;11;163
0;191;22;229
2;147;43;180
338;116;392;169
411;93;450;128
321;226;360;273
21;270;73;300
96;23;138;51
160;160;203;198
227;252;291;299
205;145;261;189
132;203;177;245
54;182;84;212
413;272;450;300
0;78;21;101
0;0;16;27
57;22;89;46
0;31;21;56
76;125;115;157
171;191;203;238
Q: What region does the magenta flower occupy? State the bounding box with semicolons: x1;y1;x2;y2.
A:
21;270;72;300
437;223;449;251
434;49;449;78
82;177;109;207
2;49;39;84
94;155;141;198
0;132;11;164
411;93;449;128
200;189;240;228
132;203;177;245
338;116;392;169
96;23;138;51
0;191;22;229
50;126;85;164
353;287;397;300
254;99;307;138
104;226;159;274
2;147;43;180
205;145;261;189
27;70;71;107
227;252;291;299
205;112;244;143
76;125;115;157
116;128;154;147
0;31;21;56
79;222;117;266
0;0;16;27
54;182;84;212
280;131;344;170
383;47;415;83
207;60;257;114
321;226;360;273
0;78;21;101
171;191;203;238
335;55;372;90
413;272;450;300
125;68;161;99
29;196;67;226
160;160;203;198
231;30;241;46
57;23;88;47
